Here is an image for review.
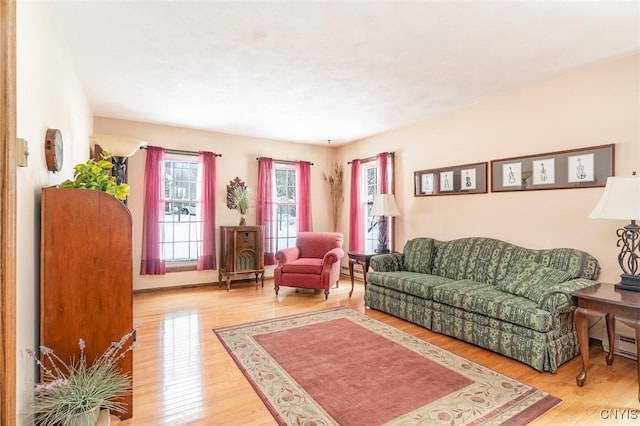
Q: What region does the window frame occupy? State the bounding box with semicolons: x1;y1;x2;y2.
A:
361;161;379;252
273;163;298;251
161;154;203;266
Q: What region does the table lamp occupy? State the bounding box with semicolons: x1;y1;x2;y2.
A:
589;172;640;291
370;193;400;253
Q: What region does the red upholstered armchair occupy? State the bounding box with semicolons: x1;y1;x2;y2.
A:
274;232;345;299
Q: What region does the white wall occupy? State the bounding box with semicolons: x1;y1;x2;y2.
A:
336;53;640;284
93;118;337;291
15;2;93;423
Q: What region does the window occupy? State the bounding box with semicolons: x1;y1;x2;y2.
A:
362;162;379;252
349;152;394;253
161;156;202;262
274;165;297;250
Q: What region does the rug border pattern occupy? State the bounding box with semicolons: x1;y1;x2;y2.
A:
214;307;561;425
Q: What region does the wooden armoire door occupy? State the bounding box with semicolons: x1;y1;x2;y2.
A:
40;187;133;419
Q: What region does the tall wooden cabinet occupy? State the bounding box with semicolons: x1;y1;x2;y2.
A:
40;187;133;419
219;225;265;291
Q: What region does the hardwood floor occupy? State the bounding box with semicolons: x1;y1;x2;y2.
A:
120;277;639;425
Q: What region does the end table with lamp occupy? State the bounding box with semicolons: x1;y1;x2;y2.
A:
369;193;400;254
350;193;399;297
577;172;640;400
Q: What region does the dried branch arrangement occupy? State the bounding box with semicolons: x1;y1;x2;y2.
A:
323;162;344;231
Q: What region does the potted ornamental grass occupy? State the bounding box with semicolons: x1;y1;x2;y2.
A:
27;327;138;426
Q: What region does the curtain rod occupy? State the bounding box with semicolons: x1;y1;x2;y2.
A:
141;146;222;157
256;157;314;166
347;151;394;164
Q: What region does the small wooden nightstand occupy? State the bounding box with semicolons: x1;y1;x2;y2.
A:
347;251;377;297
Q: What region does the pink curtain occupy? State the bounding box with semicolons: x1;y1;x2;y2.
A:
377;152;390;194
296;161;312;232
197;151;217;270
376;152;395;251
349;159;363;252
140;146;166;275
257;158;276;265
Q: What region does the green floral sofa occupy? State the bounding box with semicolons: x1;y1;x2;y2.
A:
365;237;600;372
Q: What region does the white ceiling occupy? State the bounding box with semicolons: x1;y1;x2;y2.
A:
48;1;640;146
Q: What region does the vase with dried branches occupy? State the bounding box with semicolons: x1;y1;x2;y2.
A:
229;186;253;226
323;162;344;231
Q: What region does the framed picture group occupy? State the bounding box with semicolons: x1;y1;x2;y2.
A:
490;144;614;192
414;162;487;196
413;144;614;196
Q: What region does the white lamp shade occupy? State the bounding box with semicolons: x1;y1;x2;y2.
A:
91;134;148;157
370;193;400;217
589;175;640;220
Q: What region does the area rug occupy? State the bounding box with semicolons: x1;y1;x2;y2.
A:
213;307;561;425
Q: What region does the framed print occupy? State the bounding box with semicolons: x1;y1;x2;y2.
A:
532;158;555;185
440;171;454;192
461;168;476;190
414;162;487;196
491;144;614;192
502;162;522;187
421;173;435;194
568;153;595;183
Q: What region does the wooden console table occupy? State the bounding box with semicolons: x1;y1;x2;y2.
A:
571;283;640;400
347;251;377;298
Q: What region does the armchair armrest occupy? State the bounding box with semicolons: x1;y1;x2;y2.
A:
275;247;301;266
538;278;599;313
323;248;345;266
370;253;404;272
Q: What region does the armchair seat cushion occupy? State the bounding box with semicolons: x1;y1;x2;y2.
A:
280;258;324;275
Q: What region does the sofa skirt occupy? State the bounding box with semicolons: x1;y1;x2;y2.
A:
365;283;433;330
431;302;580;373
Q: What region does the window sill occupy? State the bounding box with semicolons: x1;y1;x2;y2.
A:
165;263;197;273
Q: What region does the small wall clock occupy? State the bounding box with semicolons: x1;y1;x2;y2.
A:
45;128;63;172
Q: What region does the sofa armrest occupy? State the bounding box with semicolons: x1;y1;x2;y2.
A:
370;253;404;272
275;247;300;266
323;248;345;266
538;278;599;313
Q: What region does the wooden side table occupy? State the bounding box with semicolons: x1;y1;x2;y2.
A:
571;283;640;401
347;251;377;298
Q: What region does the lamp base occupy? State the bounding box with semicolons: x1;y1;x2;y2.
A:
614;274;640;292
375;247;390;254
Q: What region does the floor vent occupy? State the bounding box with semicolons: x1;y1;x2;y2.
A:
602;325;637;360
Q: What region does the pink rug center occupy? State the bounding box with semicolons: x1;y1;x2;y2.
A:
255;318;473;425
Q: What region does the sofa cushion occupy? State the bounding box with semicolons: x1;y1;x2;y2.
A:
432;280;554;333
535;248;601;280
402;238;436;274
280;258;323;275
366;271;454;299
431;237;537;285
496;260;572;304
